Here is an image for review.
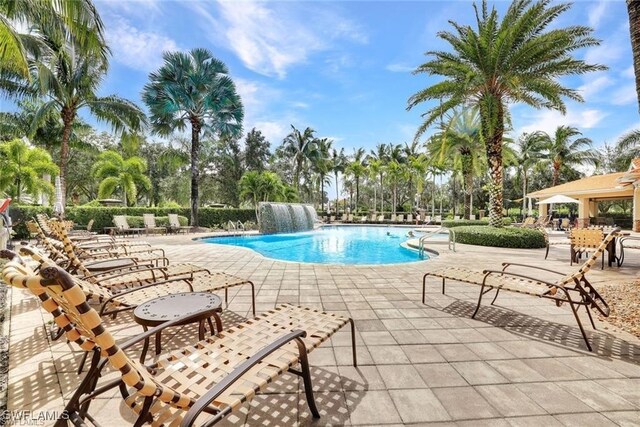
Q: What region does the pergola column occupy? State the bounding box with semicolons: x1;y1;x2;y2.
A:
634;184;640;232
539;202;548;218
577;198;590;228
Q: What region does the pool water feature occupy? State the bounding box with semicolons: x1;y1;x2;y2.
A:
202;226;437;264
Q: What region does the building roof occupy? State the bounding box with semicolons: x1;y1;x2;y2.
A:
617;158;640;187
527;172;631;198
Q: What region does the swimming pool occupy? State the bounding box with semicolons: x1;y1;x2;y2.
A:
202;226;435;265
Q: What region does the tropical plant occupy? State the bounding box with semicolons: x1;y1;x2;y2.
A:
0;0;107;78
311;138;333;211
330;147;347;213
0;41;147;205
513;132;546;213
344;148;366;211
143;48;244;227
628;0;640;113
0;138;58;202
282;125;318;193
244;128;271;172
616;129;640;167
385;160;407;214
91;150;151;206
429;108;484;218
369;143;389;213
408;0;604;227
239;170;288;219
541;125;598;186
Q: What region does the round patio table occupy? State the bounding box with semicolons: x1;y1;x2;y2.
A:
84;257;136;272
133;292;223;363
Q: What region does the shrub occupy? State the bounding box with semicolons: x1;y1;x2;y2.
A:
453;226;546;249
8;206;255;238
442;218;512;228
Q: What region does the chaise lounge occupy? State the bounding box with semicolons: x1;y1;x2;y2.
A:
421;228;619;351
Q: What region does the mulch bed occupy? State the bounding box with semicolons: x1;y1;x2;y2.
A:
597;282;640;339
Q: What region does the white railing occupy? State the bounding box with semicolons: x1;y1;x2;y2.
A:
227;220;237;232
418;226;456;256
236;221;245;232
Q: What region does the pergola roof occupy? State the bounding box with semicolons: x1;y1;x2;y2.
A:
527;172;631;199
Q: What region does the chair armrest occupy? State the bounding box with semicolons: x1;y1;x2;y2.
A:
620;236;640;244
482;269;560;288
99;277;195;315
118;306;236;351
501;262;567;276
180;330;307;427
84;264;164;282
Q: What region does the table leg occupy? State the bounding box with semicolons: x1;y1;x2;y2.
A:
198;320;205;340
213;312;223;335
140;326;150;363
207;317;216;335
155;330;162;355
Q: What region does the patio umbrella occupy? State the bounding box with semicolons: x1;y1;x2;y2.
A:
53;176;64;218
536;194;579;204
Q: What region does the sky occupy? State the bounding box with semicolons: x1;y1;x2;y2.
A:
5;0;639;155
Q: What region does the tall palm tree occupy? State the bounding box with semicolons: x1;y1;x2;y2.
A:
628;0;640;113
429;108;484;219
513;132;546;213
542;125;599;186
408;154;428;211
385;160;407;215
282;125;318;193
330;147;347;213
616;129;640;166
311;138;333;211
370;143;390;213
408;0;604;227
345;148;366;212
143;48;244;227
1;44;146;205
0;0;107;78
0;138;58;202
367;158;383;214
91;150;151;206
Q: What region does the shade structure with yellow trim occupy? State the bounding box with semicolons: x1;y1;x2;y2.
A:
537;195;579;205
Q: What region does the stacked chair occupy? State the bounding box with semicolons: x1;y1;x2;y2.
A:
1;216;358;426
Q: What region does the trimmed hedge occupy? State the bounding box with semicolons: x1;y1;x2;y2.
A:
454;225;546;249
442;218;513;228
9;206;256;239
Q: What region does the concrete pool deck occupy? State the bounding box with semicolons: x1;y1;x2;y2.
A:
4;230;640;426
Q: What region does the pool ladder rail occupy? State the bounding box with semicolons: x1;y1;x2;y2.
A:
418;226;456;257
227;220;246;234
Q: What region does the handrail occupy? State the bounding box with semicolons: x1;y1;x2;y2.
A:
227;220;236;232
418;226;456;256
236;220;245;232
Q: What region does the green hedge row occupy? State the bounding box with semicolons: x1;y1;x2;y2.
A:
8;206;256;239
442;218;513;228
453;226;546;249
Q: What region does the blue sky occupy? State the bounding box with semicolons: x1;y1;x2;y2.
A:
25;1;640;153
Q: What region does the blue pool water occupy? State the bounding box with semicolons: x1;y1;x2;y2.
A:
202;226;433;265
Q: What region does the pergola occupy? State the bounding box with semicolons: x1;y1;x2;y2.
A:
527;159;640;231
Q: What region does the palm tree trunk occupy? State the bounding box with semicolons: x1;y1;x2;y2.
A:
355;178;359;213
190;119;202;227
379;173;384;214
335;172;339;213
59;108;75;207
431;173;436;217
628;0;640;113
481;100;505;228
521;170;528;216
464;171;473;220
321;175;325;211
552;161;561;187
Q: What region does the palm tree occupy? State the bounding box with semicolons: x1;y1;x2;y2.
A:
408;0;604;227
0;138;58;202
513;132;546;213
408;154;428;211
311;138;333;211
542;125;599;186
91;150;151;206
1;43;147;205
0;0;107;78
369;144;389;213
386;160;407;215
330;147;347;213
143;48;244;227
628;0;640;113
429;108;484;219
282;125;318;194
344;148;366;212
240;170;288;220
616;129;640;167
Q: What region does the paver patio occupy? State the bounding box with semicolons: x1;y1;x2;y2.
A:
4;231;640;426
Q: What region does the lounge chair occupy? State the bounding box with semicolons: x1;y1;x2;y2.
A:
541;226;571;260
421;228;619;351
340;214;347;222
143;213;167;235
570;228;606;269
168;213;193;234
469;214;476;220
0;260;357;427
453;215;460;221
347;214;354;223
113;215;146;236
360;215;367;223
618;236;640;266
390;214;397;223
434;215;442;224
406;214;413;223
515;217;535;227
377;214;385;223
396;214;404;223
559;218;572;231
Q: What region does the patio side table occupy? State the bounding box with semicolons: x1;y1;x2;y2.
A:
133;292;223;363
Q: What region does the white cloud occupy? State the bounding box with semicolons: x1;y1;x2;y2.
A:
611;83;638;106
251;120;290;143
518;108;607;135
292;102;309;109
105;16;179;71
588;1;607;29
577;75;613;99
385;63;415;73
187;1;366;78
